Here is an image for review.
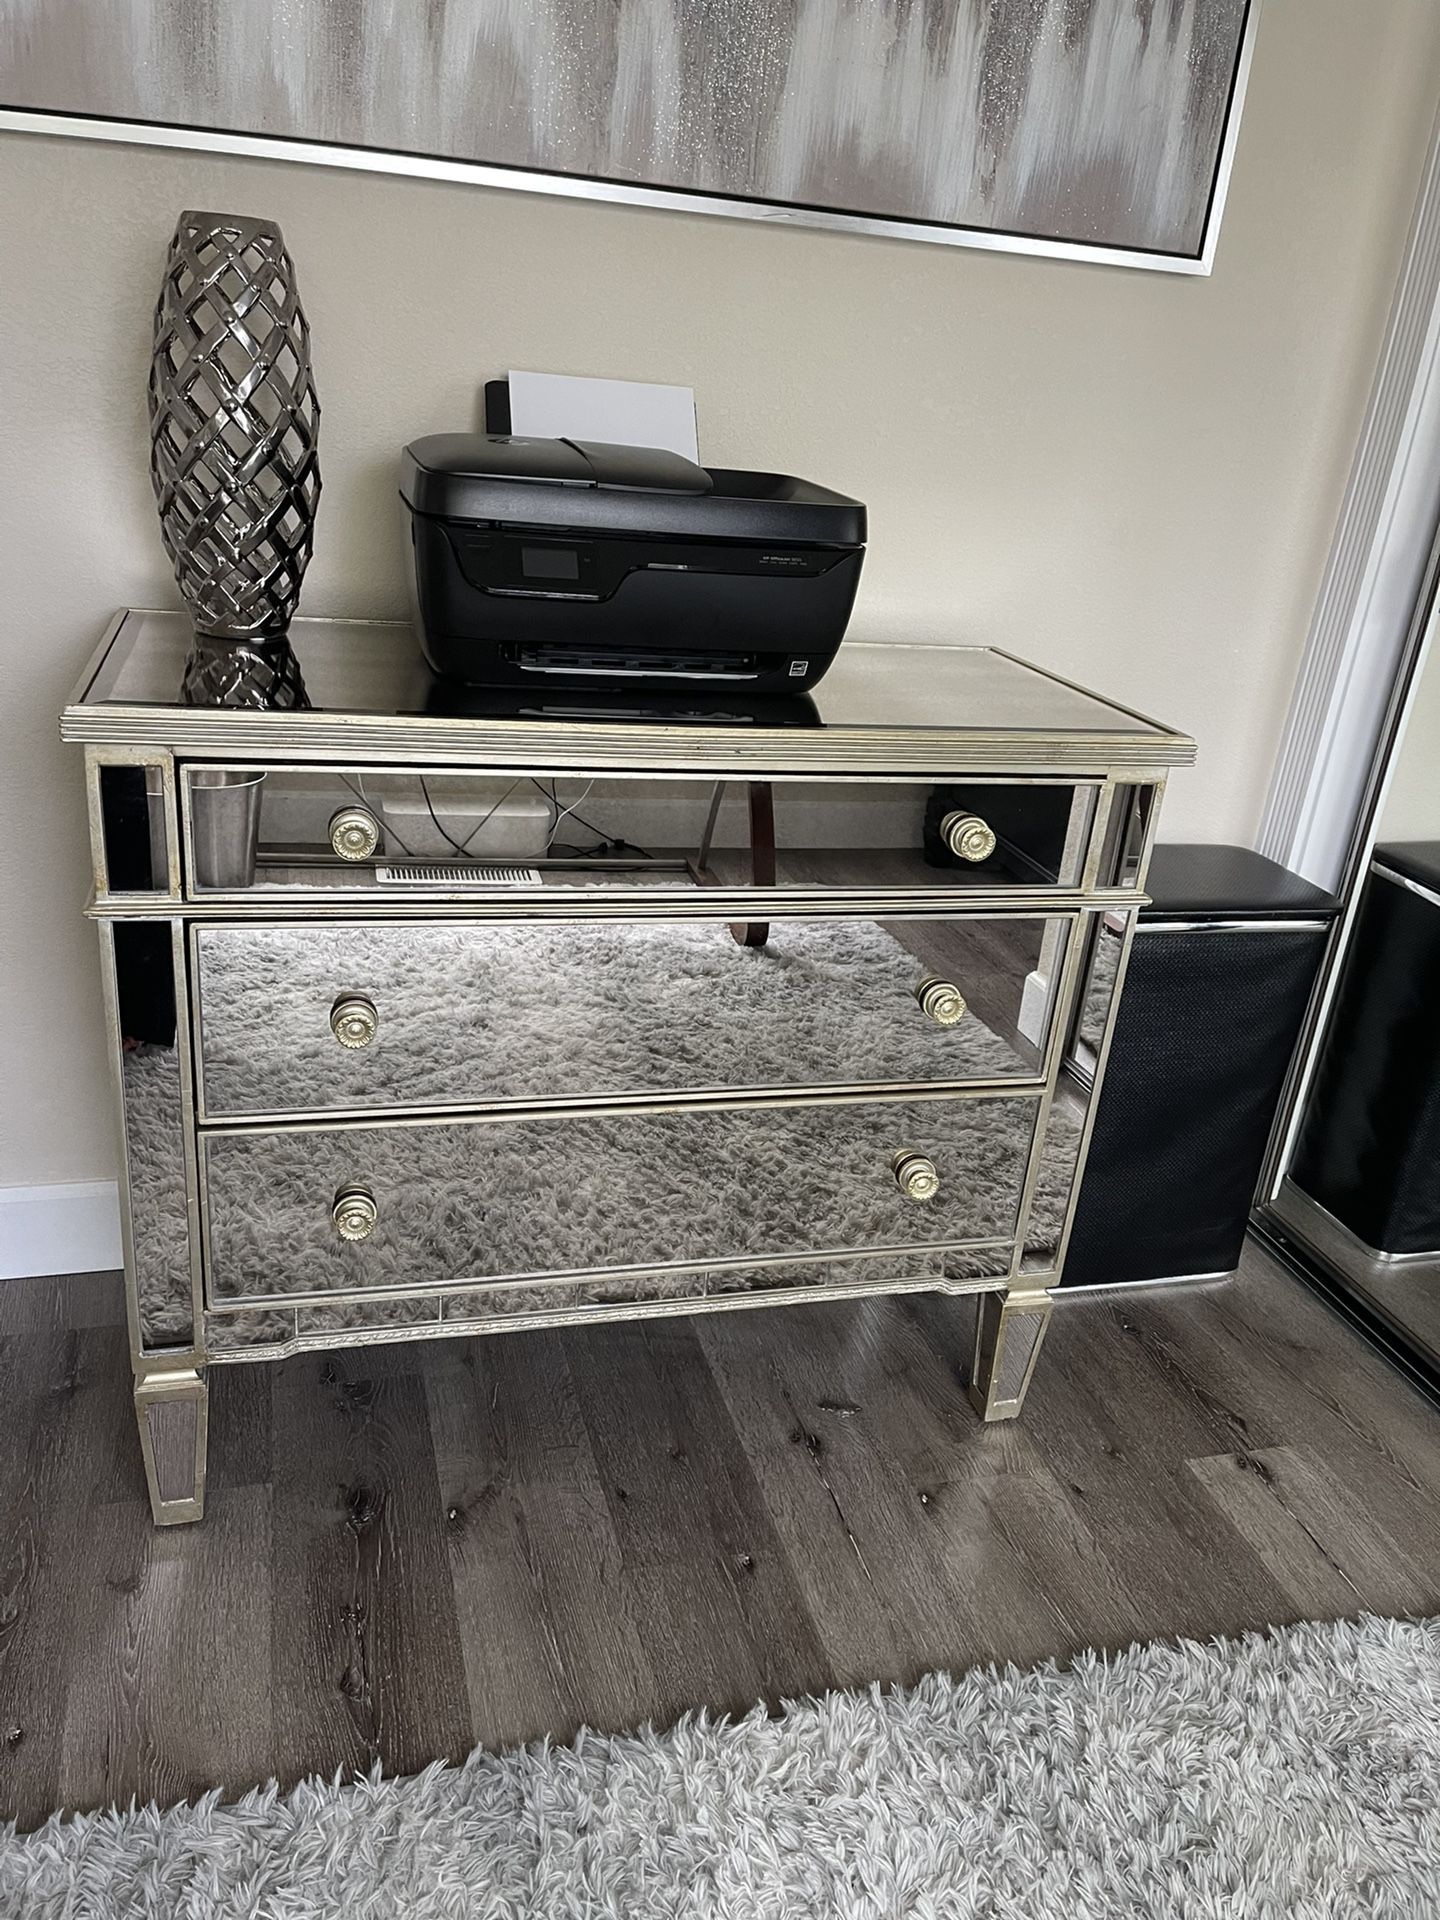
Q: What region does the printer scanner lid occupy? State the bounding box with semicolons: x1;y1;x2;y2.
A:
404;434;711;499
400;433;865;545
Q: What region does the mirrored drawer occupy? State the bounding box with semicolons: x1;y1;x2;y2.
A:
200;1094;1037;1307
203;1251;965;1357
178;762;1105;900
192;914;1071;1118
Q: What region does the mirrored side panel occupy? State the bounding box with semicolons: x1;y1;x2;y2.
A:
1091;782;1160;891
93;756;177;897
1019;910;1133;1274
103;922;197;1349
179;765;1101;899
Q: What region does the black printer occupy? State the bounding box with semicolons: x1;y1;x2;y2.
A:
400;434;866;692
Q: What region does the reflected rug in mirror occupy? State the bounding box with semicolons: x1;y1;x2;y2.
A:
4;1614;1437;1916
124;918;1083;1342
192;918;1042;1112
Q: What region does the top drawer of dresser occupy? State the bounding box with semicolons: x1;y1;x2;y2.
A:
177;764;1148;902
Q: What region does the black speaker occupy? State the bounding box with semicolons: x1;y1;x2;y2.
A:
1061;845;1336;1289
1290;843;1440;1257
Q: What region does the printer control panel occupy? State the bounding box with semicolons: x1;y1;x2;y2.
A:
448;527;848;603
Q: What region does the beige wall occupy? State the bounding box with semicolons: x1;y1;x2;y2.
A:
1380;639;1440;843
2;0;1439;1189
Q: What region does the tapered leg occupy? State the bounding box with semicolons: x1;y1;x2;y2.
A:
968;1289;1053;1421
134;1365;209;1524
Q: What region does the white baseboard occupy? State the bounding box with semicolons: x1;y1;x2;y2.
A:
0;1181;123;1280
1017;967;1052;1048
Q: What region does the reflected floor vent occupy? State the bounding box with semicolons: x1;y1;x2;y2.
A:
375;863;544;887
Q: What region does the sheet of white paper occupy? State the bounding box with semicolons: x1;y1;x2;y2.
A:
507;370;699;463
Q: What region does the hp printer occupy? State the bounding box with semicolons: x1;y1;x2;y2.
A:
400;434;866;692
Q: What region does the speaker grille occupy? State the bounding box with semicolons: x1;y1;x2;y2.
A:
1062;926;1326;1288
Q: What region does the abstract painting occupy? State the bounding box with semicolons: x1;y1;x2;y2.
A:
0;0;1257;270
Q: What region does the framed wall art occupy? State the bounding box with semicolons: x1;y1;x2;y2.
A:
0;0;1259;274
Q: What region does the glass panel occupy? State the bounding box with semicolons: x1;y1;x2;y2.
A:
1094;783;1157;890
142;1395;201;1505
182;764;1094;897
202;1252;985;1350
111;924;194;1346
1270;631;1440;1366
1021;912;1131;1274
206;1307;296;1352
1072;913;1124;1080
98;763;170;895
992;1306;1047;1401
88;610;1176;742
296;1298;442;1336
194;913;1068;1118
1280;863;1440;1315
203;1096;1039;1304
438;1250;962;1322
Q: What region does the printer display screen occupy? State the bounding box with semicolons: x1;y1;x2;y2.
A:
521;545;581;582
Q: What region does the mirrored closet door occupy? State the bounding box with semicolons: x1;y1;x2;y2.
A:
1262;582;1440;1373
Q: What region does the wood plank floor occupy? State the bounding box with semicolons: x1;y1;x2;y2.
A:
3;1246;1440;1830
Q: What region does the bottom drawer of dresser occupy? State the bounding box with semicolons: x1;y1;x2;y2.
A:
200;1096;1039;1307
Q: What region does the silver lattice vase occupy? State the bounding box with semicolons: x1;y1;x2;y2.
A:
149;210;321;642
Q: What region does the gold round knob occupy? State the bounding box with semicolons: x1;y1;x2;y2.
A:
330;993;379;1049
332;1183;378;1242
329;805;380;862
892;1149;941;1202
941;810;997;864
915;977;968;1026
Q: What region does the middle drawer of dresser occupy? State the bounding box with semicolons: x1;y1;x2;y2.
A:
200;1094;1038;1306
191;913;1070;1119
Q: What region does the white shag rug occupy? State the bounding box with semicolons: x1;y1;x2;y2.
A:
5;1614;1439;1918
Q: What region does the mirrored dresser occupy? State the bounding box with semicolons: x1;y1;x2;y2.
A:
63;612;1194;1523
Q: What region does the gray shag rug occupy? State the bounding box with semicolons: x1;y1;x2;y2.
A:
191;918;1038;1115
5;1614;1439;1917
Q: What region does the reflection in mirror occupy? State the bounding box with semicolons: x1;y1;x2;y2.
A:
202;1097;1040;1305
918;782;1092;886
181;767;1098;897
1275;634;1440;1358
110;923;194;1348
422;683;822;728
97;762;170;894
1094;783;1156;890
207;1307;296;1352
439;1249;1006;1326
200;1247;1014;1359
180;633;310;710
193;914;1067;1119
1021;912;1129;1273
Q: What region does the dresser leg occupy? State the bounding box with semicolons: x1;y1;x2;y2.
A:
134;1365;209;1524
968;1290;1053;1421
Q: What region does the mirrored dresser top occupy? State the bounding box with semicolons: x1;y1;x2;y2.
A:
63;610;1195;772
